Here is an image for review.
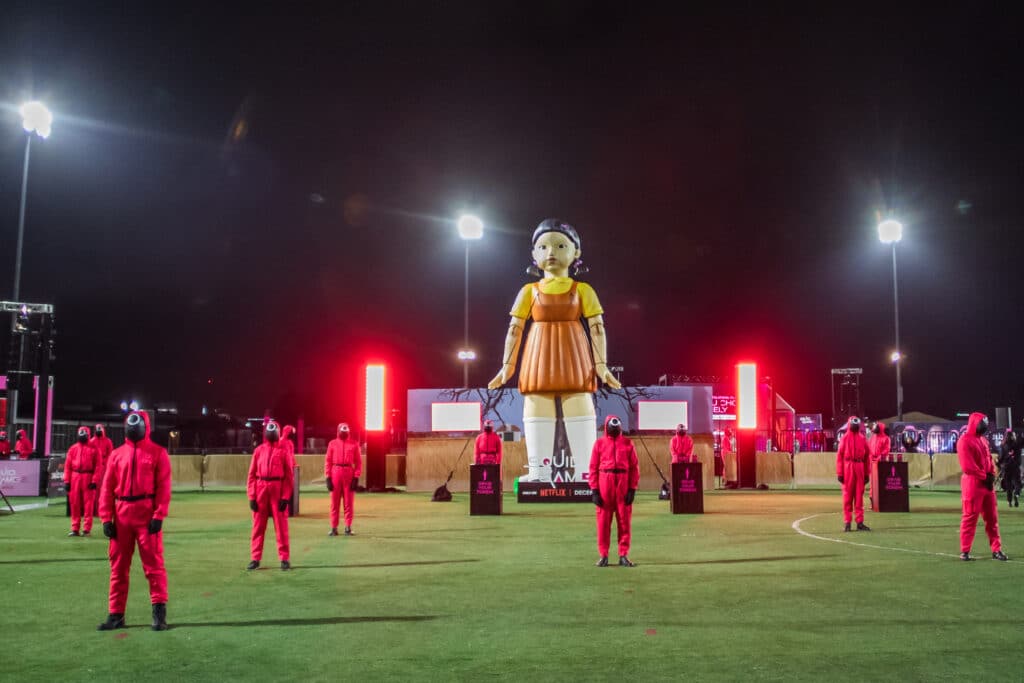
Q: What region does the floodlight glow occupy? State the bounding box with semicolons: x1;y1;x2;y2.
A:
457;349;476;361
456;214;484;240
19;101;53;139
129;400;140;411
737;363;757;429
891;351;902;363
365;364;386;431
119;401;129;411
877;219;903;244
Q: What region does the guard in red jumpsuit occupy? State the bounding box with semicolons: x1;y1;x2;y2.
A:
474;420;503;465
958;412;1007;561
63;426;100;536
90;424;115;516
247;420;293;569
836;416;871;532
281;424;297;468
867;422;891;510
325;423;362;536
670;424;695;463
15;429;33;459
0;430;10;458
589;415;640;567
97;411;172;631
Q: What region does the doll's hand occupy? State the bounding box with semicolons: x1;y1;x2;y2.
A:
597;365;622;389
487;365;513;390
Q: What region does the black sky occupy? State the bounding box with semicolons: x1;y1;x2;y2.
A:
0;3;1021;426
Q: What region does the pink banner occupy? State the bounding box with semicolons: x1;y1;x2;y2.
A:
0;460;40;496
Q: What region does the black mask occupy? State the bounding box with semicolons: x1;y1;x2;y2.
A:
77;434;89;444
266;430;279;443
977;418;989;436
608;426;622;437
884;426;891;436
126;414;146;443
96;428;104;437
872;425;880;434
484;425;493;433
677;430;687;437
850;423;860;433
339;431;348;440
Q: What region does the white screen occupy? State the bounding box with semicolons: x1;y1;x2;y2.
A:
637;401;688;431
431;402;481;432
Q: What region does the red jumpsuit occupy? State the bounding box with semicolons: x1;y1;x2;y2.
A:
64;432;101;534
589;416;640;558
0;437;10;458
325;437;362;529
670;434;695;463
868;424;891;463
836;418;870;524
248;438;294;561
15;431;33;459
90;428;115;516
281;425;297;469
474;431;503;465
958;412;1001;554
98;412;171;614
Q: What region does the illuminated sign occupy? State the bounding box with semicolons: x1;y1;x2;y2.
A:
712;395;736;421
737;363;757;429
365;364;386;431
636;401;688;430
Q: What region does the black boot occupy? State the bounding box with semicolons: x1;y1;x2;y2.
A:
68;530;80;537
246;560;259;571
857;522;871;531
344;526;352;536
281;560;291;571
595;556;608;567
97;613;125;631
151;603;168;631
993;550;1008;561
619;555;636;567
328;527;338;536
960;552;973;561
843;523;851;532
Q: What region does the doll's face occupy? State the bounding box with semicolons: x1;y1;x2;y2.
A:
532;231;580;277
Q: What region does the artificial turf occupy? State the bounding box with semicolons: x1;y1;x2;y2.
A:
2;488;1021;681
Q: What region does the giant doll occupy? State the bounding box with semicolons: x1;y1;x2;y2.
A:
488;219;621;482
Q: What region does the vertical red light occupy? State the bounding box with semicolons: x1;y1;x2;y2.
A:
737;363;757;429
365;364;386;431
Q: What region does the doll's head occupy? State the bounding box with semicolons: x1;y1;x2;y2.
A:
527;218;586;277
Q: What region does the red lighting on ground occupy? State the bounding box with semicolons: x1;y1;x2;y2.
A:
737;363;757;429
365;364;386;431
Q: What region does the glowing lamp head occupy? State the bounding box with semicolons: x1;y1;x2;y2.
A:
19;101;53;139
129;400;140;412
891;351;902;363
877;219;903;244
119;401;129;411
457;349;476;361
457;214;484;240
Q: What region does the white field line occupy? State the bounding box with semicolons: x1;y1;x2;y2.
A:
792;512;965;560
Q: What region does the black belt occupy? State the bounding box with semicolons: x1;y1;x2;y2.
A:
257;476;283;481
117;494;154;502
332;464;353;467
73;469;94;474
601;468;627;474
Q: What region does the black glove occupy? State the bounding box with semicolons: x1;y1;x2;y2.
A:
88;483;97;490
625;489;636;506
352;478;358;490
837;476;844;484
148;518;163;534
984;473;995;491
865;476;870;484
326;479;334;492
278;499;289;512
592;490;604;507
102;521;117;539
249;499;258;512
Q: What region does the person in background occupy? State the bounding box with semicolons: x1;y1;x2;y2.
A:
474;420;503;465
836;416;871;532
246;421;293;570
958;412;1007;560
325;422;362;536
997;430;1021;508
670;424;695;463
91;424;115;516
63;426;100;537
15;429;33;459
0;430;10;458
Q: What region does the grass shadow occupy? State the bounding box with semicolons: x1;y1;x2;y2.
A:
295;559;480;569
644;553;839;566
142;615;440;629
0;557;107;565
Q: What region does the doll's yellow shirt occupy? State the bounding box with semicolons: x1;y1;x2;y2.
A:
509;278;604;320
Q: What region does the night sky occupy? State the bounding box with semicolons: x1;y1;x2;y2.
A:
1;3;1021;427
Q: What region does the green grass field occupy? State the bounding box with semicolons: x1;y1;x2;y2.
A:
2;488;1021;681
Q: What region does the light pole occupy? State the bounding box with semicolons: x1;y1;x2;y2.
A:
7;102;52;431
878;218;903;421
456;214;483;388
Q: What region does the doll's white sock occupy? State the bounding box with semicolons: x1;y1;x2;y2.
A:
522;416;555;482
563;414;597;483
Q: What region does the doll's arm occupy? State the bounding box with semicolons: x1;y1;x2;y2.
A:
487;317;525;389
587;315;622;389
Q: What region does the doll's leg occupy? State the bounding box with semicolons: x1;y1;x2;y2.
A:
562;393;597;483
523;395;557;482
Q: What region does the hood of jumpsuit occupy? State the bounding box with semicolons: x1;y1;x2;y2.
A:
127;411;153;442
966;412;986;436
281;425;295;442
603;414;622;437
